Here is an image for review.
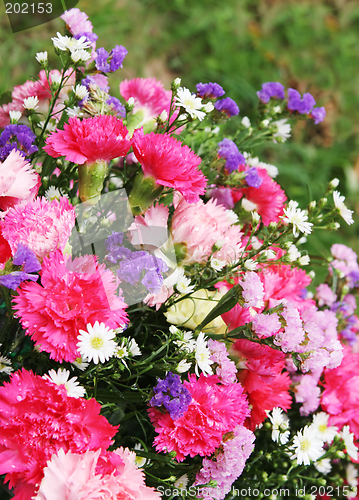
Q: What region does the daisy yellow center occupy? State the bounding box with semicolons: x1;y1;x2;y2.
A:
91;336;104;350
300;438;311;452
318;424;327;433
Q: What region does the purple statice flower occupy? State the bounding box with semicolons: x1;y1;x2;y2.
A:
141;269;163;293
106;96;126;118
208;339;237;384
0;124;38;160
245;167;262;188
208;187;234;209
0;272;38;291
196;82;225;99
287;88;316;114
150;372;192;419
194;425;255;500
74;32;98;44
218;138;245;172
12;243;41;273
214;97;239;117
110;45;128;72
257;82;285;104
341;328;357;345
311;106;326;124
95;47;111;73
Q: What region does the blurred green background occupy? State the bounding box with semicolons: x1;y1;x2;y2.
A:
0;0;359;265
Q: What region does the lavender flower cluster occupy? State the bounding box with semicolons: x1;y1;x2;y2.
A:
0;243;41;290
150;372;192;419
0;124;38;160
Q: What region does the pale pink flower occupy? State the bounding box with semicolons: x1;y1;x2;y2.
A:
252;312;281;338
1;197;75;260
316;283;337;307
170;197;242;264
61;8;94;36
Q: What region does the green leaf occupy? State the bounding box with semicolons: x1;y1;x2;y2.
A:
194;284;241;333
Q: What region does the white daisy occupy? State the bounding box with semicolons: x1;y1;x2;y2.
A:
174;474;189;489
71;49;92;63
341;425;358;460
77;321;118;364
115;340;129;360
241;116;251;128
72;357;89;371
44;186;68;201
176;87;206;121
128;338;141;357
52;33;91;52
174;331;196;352
287;243;301;262
194;331;213;376
23;96;39;110
298;255;310;266
333;191;354;225
268;407;290;444
39;120;57;132
290;425;324;465
210;256;226;271
176;275;195;294
134;443;147;468
73;84;88;101
329;178;340;188
314;458;332;475
35;51;48;64
241;198;257;212
9;110;22;123
346;463;358;497
281;200;313;237
43;368;85;398
176;359;192;373
273;119;291;142
244;259;257;271
66;106;83;118
0;355;13;375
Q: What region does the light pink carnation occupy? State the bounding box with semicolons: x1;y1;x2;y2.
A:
1;197;75;260
34;447;160;500
132;129;207;203
128;204;170;250
44;115;132;165
252;312;281;338
61;8;94;35
170;197;242;264
120;77;172;120
13;250;128;363
149;374;249;461
0;149;40;214
0;369;117;500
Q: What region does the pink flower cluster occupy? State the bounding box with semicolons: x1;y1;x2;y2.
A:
208;339;237;384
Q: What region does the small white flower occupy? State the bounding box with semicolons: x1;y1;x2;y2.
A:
262;249;276;260
134;443;147;468
309;270;316;279
210;256;226;271
73;84;89;101
311;412;338;443
71;49;92;63
174;474;189;489
251;211;261;226
174;77;181;86
346;463;358;497
9;110;22;123
72;357;89;371
44;186;68;201
290;425;324;465
273;118;291;142
35;51;48;64
261;119;270;127
298;255;310;266
330;178;340;188
127;97;135;106
273;105;281;114
241;198;257;212
333;191;354;225
128;338;141;357
203;102;214;113
169;325;179;334
241;116;251;128
174;331;196;352
212;126;220;134
39;120;57;132
268;407;290;444
52;32;91;52
176;275;195;294
50;73;62;87
176;87;206;121
43;368;85;398
250;236;261;250
0;356;13;375
244;259;257;271
115;340;128;360
159;110;168;121
341;426;358;460
226;210;239;225
66;106;83;118
77;321;118;364
194;331;213;376
287;243;301;262
281;200;313;237
314;458;332;475
23;96;39;110
176;359;192;373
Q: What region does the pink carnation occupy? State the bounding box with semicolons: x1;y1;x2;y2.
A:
34;447;160;500
0;149;40;214
1;197;75;260
120;77;172;120
149;374;249;461
0;369;117;500
231;168;287;226
13;250;128;362
44;115;132;165
170;197;242;264
132;129;207;203
61;8;94;35
128;204;170;250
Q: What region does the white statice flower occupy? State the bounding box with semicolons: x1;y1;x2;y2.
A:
241;198;257;212
128;338;141;357
73;84;89;101
44;186;68;201
9;110;22;123
346;463;358;498
43;368;85;398
52;32;91;52
311;412;338;443
341;426;358;460
77;321;118;364
244;259;257;271
23;96;39;110
333;191;354;225
176;359;192;373
176;87;206;121
35;51;48;64
290;425;324;465
0;355;13;375
174;474;189;489
314;458;332;475
210;256;226;271
287;243;301;262
273;118;291;142
203;102;214;113
72;357;89;371
268;407;290;445
195;332;213;376
241;116;251;128
71;49;92;63
174;331;196;353
298;255;310;266
176;275;195;294
281;200;313;238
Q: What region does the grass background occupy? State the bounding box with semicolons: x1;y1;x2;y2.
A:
0;0;359;267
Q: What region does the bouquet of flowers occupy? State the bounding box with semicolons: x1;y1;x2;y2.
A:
0;8;358;500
